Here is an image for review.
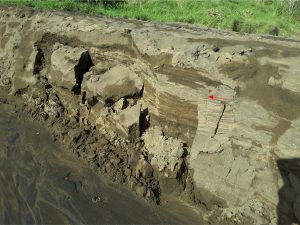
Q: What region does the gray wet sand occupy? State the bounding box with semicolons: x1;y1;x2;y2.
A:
0;103;204;224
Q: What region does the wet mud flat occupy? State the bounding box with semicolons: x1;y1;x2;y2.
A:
0;100;204;224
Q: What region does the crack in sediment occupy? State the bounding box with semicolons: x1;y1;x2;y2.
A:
212;103;226;137
33;48;45;75
72;51;94;95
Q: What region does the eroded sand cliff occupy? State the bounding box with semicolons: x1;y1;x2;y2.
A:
1;6;300;224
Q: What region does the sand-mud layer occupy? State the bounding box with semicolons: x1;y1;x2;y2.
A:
1;5;300;224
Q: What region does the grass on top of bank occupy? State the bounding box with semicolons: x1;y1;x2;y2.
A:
0;0;299;37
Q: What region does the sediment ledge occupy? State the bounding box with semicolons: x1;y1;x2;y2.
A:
1;6;300;224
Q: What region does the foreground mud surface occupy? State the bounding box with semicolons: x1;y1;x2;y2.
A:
0;6;300;224
0;101;204;224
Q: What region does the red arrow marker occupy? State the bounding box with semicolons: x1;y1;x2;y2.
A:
208;95;214;100
208;95;227;102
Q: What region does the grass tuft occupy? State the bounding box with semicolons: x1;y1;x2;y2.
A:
0;0;299;36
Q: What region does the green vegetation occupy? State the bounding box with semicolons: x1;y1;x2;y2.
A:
0;0;299;36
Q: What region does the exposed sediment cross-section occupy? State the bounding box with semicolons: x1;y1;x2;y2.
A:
191;85;237;159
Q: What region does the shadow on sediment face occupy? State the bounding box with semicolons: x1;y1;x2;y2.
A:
277;158;300;225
